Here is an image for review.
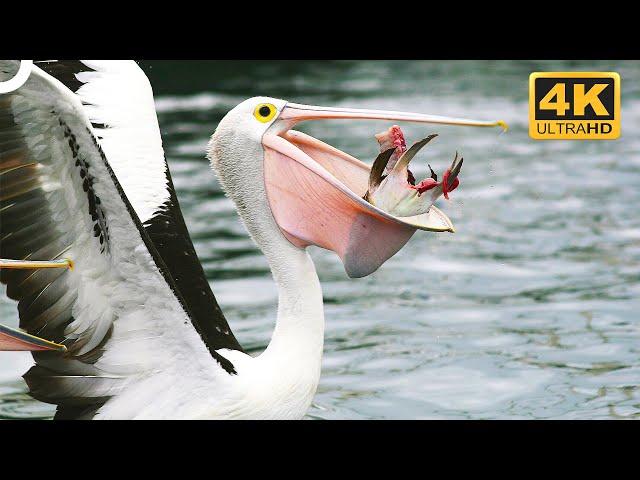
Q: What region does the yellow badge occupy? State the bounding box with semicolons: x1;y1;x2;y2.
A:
529;72;620;140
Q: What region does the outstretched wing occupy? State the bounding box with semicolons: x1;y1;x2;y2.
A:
33;60;242;352
0;61;234;419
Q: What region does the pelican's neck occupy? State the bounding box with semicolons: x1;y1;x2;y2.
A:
207;128;324;402
261;239;324;368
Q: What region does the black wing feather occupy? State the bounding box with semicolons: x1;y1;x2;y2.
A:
0;61;237;419
34;60;243;353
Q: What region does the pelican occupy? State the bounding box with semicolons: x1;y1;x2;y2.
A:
0;60;505;419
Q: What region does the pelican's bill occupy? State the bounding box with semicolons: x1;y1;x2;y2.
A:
0;323;67;352
0;258;73;270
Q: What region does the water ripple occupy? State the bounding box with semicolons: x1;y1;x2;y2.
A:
1;60;638;419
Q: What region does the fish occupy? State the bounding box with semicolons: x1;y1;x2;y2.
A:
365;125;463;217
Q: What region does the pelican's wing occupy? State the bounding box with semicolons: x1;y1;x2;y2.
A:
0;61;235;419
32;60;243;352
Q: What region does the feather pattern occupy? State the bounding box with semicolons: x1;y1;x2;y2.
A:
0;61;235;419
34;60;243;352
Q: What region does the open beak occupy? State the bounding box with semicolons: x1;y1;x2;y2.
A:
263;103;506;278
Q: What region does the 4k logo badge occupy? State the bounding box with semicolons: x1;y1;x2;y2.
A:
529;72;620;140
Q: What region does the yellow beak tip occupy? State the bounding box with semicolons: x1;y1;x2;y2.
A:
497;120;509;132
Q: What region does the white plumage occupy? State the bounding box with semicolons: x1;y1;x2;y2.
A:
0;62;323;419
1;60;503;419
74;61;170;223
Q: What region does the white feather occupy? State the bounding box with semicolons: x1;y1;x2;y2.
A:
4;63;231;418
74;60;170;223
4;65;327;418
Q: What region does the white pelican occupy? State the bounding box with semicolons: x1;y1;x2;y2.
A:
0;60;505;419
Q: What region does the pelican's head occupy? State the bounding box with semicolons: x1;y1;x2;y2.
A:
208;96;505;278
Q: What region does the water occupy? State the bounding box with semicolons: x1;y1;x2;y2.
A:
1;60;639;419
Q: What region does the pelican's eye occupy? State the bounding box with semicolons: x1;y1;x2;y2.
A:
254;103;277;123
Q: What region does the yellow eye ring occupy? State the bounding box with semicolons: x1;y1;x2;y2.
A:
254;103;277;123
